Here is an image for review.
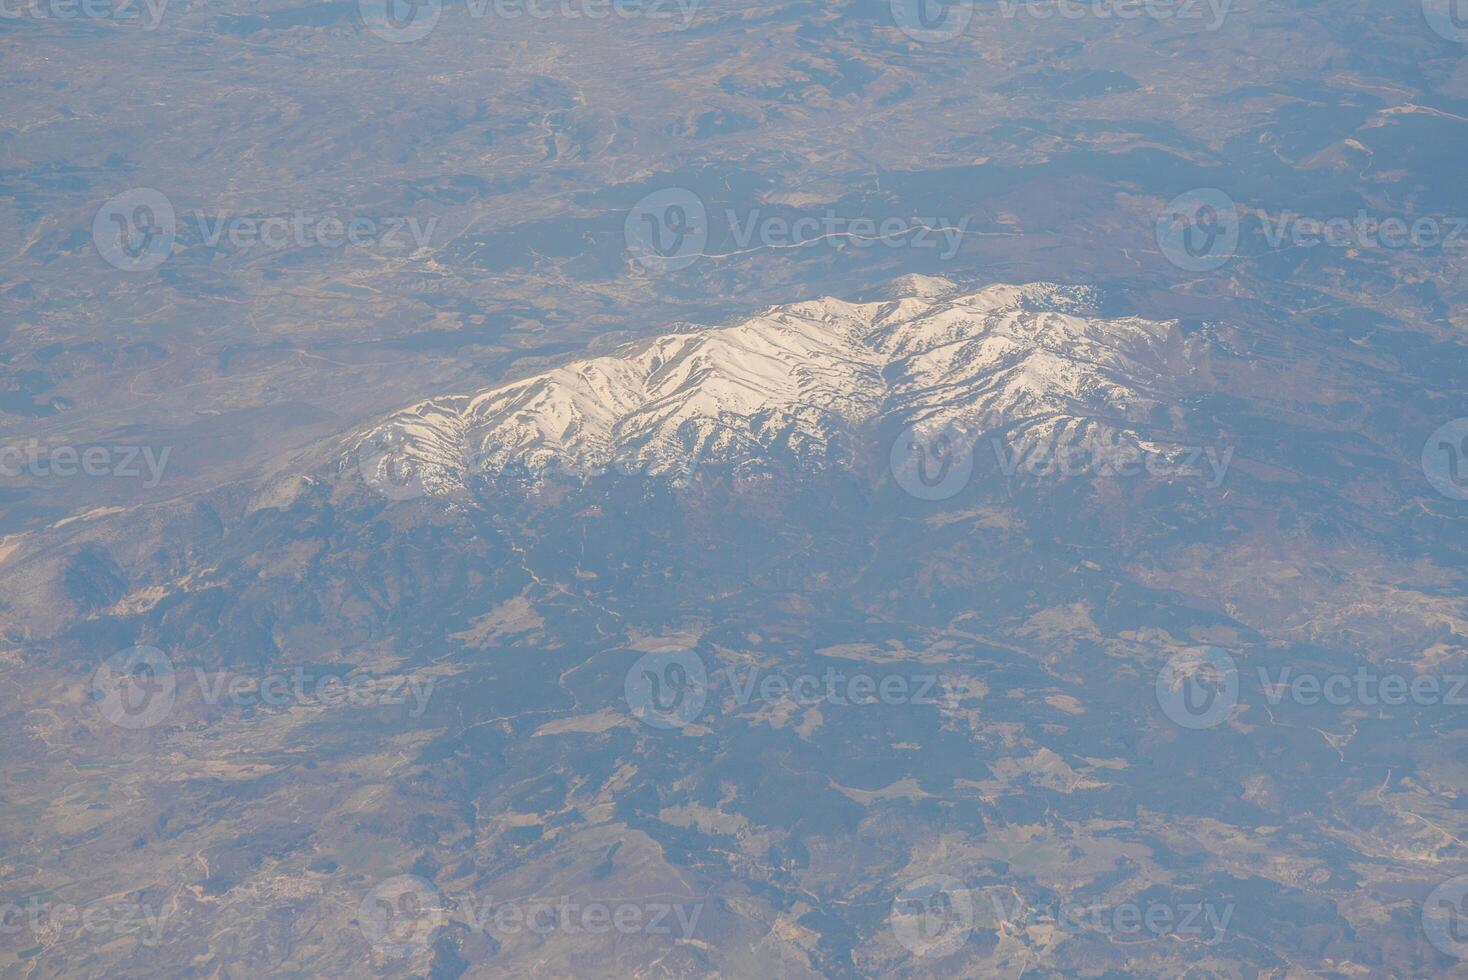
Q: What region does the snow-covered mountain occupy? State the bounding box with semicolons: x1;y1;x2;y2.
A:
352;279;1203;498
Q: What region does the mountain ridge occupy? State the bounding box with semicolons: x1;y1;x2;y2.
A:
351;278;1205;499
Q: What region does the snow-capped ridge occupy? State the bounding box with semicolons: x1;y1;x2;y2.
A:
351;280;1195;498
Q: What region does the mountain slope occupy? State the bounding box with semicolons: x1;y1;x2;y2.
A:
351;280;1204;497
